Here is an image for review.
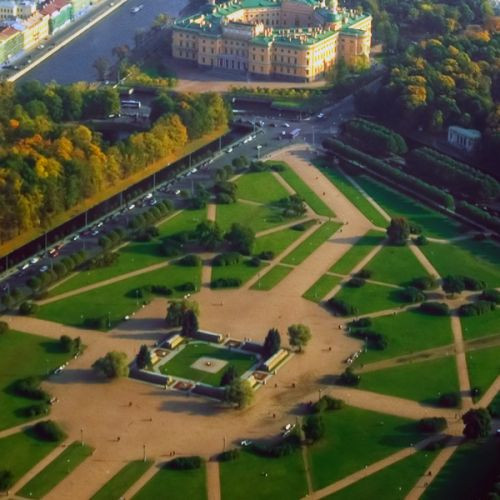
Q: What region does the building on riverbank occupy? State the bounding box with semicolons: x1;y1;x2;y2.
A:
172;0;371;82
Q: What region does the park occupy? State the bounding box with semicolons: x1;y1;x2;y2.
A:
0;143;498;499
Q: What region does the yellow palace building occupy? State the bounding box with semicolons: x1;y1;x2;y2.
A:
172;0;372;82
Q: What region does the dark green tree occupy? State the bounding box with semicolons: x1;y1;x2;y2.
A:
181;309;199;337
92;351;129;379
136;345;152;369
0;469;13;491
220;364;238;386
225;223;255;255
462;408;491;439
194;220;223;250
225;379;254;408
303;414;325;442
263;328;281;358
387;217;410;245
442;275;465;295
287;324;311;352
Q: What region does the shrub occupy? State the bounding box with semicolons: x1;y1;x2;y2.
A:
410;276;438;290
250;433;301;458
480;289;500;304
348;317;372;328
13;377;50;401
415;235;428;246
33;420;65;441
19;301;39;315
84;252;119;270
218;449;240;462
419;302;450;316
438;392;460;408
336;368;360;386
399;286;426;303
311;395;345;413
212;252;241;267
166;456;202;470
84;316;108;330
175;282;196;292
211;278;242;289
303;414;325;442
177;254;201;267
0;470;14;492
408;222;422;235
161;239;183;257
151;285;172;296
417;417;447;433
462;276;486;291
346;277;365;288
0;321;9;334
327;298;358;316
215;192;236;204
458;301;496;317
442;275;465;294
248;256;261;267
355;268;372;279
259;251;275;260
350;329;388;350
21;403;49;417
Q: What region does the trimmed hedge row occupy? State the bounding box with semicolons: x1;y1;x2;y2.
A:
456;201;500;234
322;138;454;209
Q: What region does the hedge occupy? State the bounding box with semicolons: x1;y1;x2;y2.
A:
456;201;500;234
212;252;241;267
326;298;358;316
165;456;203;470
322;138;455;209
350;329;388;350
458;300;496;317
417;417;447;433
419;302;450;316
33;420;66;441
211;278;242;289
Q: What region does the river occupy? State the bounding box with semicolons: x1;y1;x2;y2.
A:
21;0;189;84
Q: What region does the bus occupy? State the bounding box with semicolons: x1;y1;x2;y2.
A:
120;100;141;109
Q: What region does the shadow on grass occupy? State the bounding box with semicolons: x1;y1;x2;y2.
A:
39;342;66;355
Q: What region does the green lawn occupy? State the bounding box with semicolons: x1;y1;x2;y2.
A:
90;460;153;500
216;201;293;233
317;165;388;227
333;282;406;316
211;259;267;287
358;356;460;406
303;274;341;302
357;310;454;365
132;465;206;500
220;448;308;500
326;450;437;500
159;341;257;386
281;221;341;265
235;171;290;204
18;441;93;499
420;240;500;288
276;163;334;217
354;175;463;239
307;406;421;490
251;265;294;291
0;330;73;431
254;227;305;257
461;309;500;341
50;209;206;297
364;244;430;286
37;264;201;330
0;429;60;485
329;231;385;275
466;345;500;396
422;439;500;500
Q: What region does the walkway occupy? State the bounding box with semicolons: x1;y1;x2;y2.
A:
206;460;221;500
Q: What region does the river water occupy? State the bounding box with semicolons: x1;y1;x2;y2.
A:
22;0;189;84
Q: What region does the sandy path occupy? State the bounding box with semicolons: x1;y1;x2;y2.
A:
272;171;296;196
450;315;473;410
206;461;221;500
255;216;313;238
478;376;500;408
207;204;216;223
408;242;441;279
115;462;160;500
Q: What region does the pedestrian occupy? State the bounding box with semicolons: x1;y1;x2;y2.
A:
129;401;132;407
117;436;121;442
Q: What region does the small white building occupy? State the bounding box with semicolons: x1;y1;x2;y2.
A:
447;126;481;153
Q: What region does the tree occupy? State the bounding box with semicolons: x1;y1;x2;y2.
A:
0;321;8;335
225;223;255;255
220;364;238;386
287;324;311;352
136;345;151;369
181;309;199;337
0;470;14;491
225;379;254;408
33;420;65;441
59;335;74;353
303;414;325;442
462;408;491;439
92;351;129;379
194;220;223;250
93;57;110;81
387;217;410;245
263;328;281;358
165;299;199;327
442;275;465;295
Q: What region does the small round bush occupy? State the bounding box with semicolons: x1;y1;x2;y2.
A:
259;251;275;260
480;289;500;304
417;417;447;433
349;317;372;328
419;302;450;316
218;449;240;462
346;277;365;288
33;420;65;441
355;268;372;279
19;301;39;315
177;254;201;267
166;456;202;470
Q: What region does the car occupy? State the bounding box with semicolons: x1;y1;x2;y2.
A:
256;144;262;150
317;112;325;119
20;263;30;271
191;167;198;174
145;193;153;200
283;423;295;431
30;256;40;264
40;265;49;272
128;204;135;210
283;123;290;128
72;234;80;241
97;221;104;228
240;440;252;446
91;230;99;237
175;189;181;195
226;147;233;153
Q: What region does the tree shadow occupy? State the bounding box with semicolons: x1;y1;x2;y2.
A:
39;341;65;355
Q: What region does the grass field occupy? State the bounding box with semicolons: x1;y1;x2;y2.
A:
49;209;206;297
461;309;500;341
159;341;257;386
333;282;405;316
276;163;334;217
306;406;421;490
422;439;500;500
216;201;292;233
211;259;267;287
329;231;385;275
281;221;341;265
251;264;294;291
90;460;153;500
0;330;73;431
326;450;437;500
466;345;500;396
303;274;341;302
364;244;430;286
37;264;201;330
317;165;388;227
235;171;290;204
354;175;463;239
357;310;454;364
132;465;206;500
420;240;500;288
220;448;308;500
18;441;93;499
0;430;60;485
254;227;305;257
358;356;460;406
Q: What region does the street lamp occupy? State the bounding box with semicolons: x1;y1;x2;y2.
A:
80;428;84;446
143;443;147;462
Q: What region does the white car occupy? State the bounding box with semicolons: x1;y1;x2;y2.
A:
226;147;233;153
97;222;104;228
30;256;40;264
145;193;153;199
21;263;30;270
128;204;135;210
240;440;252;446
283;123;290;128
91;230;99;237
256;145;262;150
191;168;198;173
40;265;48;273
72;234;80;241
175;189;181;195
317;113;325;119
